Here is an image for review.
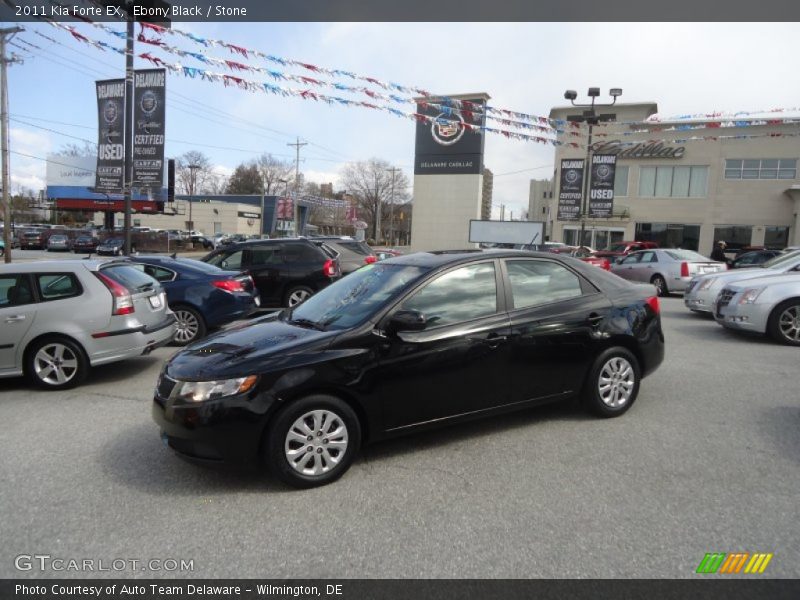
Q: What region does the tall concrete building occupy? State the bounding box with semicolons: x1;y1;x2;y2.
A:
545;101;800;254
481;168;494;220
528;178;555;238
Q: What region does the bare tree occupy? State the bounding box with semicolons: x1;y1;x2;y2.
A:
339;159;409;244
255;153;295;196
58;142;96;157
175;151;217;195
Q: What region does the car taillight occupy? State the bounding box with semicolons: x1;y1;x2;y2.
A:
680;262;689;277
646;296;660;314
212;279;245;293
364;255;377;265
323;259;337;278
601;259;610;270
94;271;135;315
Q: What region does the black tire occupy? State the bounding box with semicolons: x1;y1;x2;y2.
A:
766;299;800;346
172;305;207;346
582;347;641;418
26;336;89;390
265;394;361;488
651;275;668;297
284;285;314;307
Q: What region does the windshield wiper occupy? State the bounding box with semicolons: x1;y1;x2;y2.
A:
289;317;326;331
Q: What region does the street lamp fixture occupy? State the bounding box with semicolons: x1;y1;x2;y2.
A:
563;86;622;247
187;163;200;232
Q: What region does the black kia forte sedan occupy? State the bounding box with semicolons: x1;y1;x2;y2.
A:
153;250;665;488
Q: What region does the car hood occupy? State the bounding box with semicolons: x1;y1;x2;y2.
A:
724;272;800;291
166;314;340;380
695;267;773;285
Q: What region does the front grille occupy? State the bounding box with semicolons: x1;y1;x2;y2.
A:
155;373;178;400
716;289;735;317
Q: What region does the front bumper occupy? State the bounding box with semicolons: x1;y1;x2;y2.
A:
684;288;717;313
713;298;769;333
152;382;278;465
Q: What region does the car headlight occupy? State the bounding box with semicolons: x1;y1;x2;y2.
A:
175;375;258;402
738;288;765;304
698;278;717;291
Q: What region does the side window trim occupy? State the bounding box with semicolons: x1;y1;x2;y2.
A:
35;272;83;302
0;273;38;307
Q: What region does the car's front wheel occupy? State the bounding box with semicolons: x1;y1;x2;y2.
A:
265;395;361;488
172;305;206;345
583;347;641;417
767;299;800;346
26;337;89;390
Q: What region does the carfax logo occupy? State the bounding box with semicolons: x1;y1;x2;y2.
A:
431;112;465;146
696;552;773;574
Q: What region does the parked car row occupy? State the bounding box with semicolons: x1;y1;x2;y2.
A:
684;249;800;345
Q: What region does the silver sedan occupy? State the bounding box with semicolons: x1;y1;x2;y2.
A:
610;248;726;296
713;272;800;345
685;249;800;314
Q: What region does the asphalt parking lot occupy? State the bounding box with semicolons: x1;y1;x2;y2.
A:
1;296;798;579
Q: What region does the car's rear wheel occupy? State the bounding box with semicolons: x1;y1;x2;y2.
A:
172;305;206;345
285;286;313;307
651;275;668;297
767;299;800;346
265;395;361;488
583;347;640;418
27;337;89;390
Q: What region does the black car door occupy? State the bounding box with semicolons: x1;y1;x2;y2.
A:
374;259;513;432
244;244;283;306
501;258;613;403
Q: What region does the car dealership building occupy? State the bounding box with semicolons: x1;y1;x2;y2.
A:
530;102;800;255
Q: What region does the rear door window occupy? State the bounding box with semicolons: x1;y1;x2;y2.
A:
336;241;372;256
131;263;175;282
505;260;584;309
36;273;82;301
0;274;35;306
208;250;244;270
283;243;322;263
248;245;282;266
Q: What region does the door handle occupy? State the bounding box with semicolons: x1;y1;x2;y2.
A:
467;334;508;348
5;315;26;323
587;314;604;327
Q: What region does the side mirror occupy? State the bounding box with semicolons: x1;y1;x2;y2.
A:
388;310;427;333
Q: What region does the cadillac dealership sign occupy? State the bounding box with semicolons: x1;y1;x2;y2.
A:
414;96;487;175
591;140;686;159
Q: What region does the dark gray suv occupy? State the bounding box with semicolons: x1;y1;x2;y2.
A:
309;237;376;275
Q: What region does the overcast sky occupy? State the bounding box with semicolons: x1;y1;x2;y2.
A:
7;21;800;218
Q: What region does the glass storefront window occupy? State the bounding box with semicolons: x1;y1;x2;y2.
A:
712;226;753;253
613;166;629;197
635;223;700;251
764;226;790;249
639;166;708;197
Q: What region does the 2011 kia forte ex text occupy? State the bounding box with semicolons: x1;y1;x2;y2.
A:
152;250;665;488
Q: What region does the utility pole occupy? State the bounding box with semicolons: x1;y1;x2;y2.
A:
500;204;505;221
1;26;23;264
121;15;135;255
287;137;307;236
385;167;400;246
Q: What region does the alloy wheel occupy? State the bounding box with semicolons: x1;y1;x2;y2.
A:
598;356;635;408
174;310;200;344
33;343;79;386
288;289;312;306
778;305;800;342
284;409;349;477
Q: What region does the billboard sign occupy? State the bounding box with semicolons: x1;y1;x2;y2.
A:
414;97;486;175
588;154;617;218
133;69;166;188
557;159;584;221
95;78;125;192
468;220;544;246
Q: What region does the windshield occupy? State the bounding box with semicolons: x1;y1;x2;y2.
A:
761;249;800;268
290;263;428;331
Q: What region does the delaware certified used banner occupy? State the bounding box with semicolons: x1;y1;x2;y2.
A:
557;158;584;220
588;154;617;218
95;79;125;192
132;69;166;188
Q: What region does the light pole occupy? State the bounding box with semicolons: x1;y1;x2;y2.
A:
278;178;289;237
386;167;400;246
187;163;200;233
563;87;622;247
